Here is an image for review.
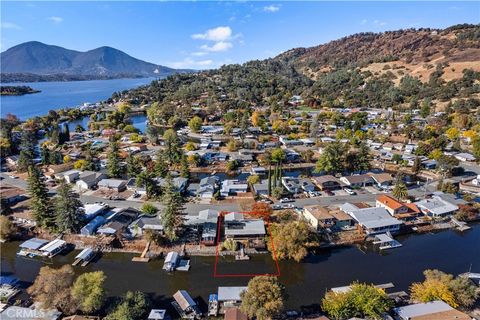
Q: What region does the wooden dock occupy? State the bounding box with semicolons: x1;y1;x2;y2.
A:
451;218;471;231
132;241;151;262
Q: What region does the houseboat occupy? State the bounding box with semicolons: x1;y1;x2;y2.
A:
172;290;202;319
40;239;67;258
17;238;49;257
163;251;191;272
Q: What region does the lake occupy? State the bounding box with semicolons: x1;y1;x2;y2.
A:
1;225;479;315
0;78;157;120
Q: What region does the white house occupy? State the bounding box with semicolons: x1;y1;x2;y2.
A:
415;196;459;218
340;203;403;235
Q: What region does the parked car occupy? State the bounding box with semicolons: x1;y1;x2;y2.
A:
343;187;356;195
280;198;294;203
8;175;18;179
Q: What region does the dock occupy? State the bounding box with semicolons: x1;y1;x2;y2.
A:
72;247;96;267
451;218;471;231
132;241;151;262
332;282;395;293
235;247;250;261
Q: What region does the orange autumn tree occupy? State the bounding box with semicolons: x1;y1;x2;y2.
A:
251;202;273;220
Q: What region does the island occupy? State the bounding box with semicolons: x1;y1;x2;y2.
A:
0;85;41;96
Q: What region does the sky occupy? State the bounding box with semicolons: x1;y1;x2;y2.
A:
1;1;479;70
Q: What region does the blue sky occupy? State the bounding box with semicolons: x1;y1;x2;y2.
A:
1;1;479;69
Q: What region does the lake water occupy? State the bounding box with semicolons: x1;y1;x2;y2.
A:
1;78;156;120
1;225;479;315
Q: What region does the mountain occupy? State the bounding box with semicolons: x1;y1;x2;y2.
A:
1;41;188;81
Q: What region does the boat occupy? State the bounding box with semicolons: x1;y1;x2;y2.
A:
17;238;49;258
163;251;191;272
207;294;218;316
235;247;250;261
72;247;96;267
40;239;67;258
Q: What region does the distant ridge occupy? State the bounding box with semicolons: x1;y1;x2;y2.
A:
1;41;191;82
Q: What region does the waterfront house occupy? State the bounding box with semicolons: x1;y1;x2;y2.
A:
312;175;342;190
376;195;421;221
80;216;107;236
394;300;470;320
302;205;354;231
184;209;219;245
128;216;164;237
81;203;108;221
340;203;403;235
224;213;265;241
96;208;139;236
218;286;247;308
415;196;459;218
97;179;127;192
339;174;374;188
220;180;248;197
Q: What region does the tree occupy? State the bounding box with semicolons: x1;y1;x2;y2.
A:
17;131;36;172
163;129;181;165
322;282;392;320
410;269;478;308
315;141;345;174
240;276;285;320
271;186;283;200
126;153;142;178
180;154;190;179
55;180;82;233
392;181;408;200
251;202;273;220
251;111;262;127
0;216;15;241
222;238;238;251
247;175;260;186
413;156;422;175
392;154;403;164
160;174;184;240
154;151;169;178
268;220;311;262
105;291;149;320
27;166;54;228
72;271;106;313
188;116;203;132
107;140;123;178
141;203;158;215
136;171;157;199
28;265;77;314
445;127;460;140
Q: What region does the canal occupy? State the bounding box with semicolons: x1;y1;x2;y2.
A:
1;225;479;314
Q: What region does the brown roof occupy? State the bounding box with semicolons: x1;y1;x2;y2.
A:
412;309;470;320
312;175;341;184
304;205;333;220
224;308;248;320
328;209;353;221
341;174;373;184
368;172;393;184
0;184;24;199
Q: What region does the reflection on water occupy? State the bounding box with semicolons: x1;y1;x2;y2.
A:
1;225;479;312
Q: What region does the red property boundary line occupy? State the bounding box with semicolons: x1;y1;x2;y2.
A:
213;212;281;278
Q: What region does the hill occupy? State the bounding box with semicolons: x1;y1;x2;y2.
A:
121;24;479;116
0;41;189;81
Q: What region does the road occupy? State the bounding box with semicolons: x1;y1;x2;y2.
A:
0;171;448;214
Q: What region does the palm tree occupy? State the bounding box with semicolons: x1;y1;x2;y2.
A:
392;182;408;200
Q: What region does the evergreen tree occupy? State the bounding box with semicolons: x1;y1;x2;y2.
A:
63;124;70;143
153;151;168;178
160;174;184;240
54;180;82;233
413;156;422;176
136;170;157;199
40;146;50;165
27;166;54;228
107;141;123;178
17;131;36;172
163;129;180;165
126;153;142;178
180;154;190;179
